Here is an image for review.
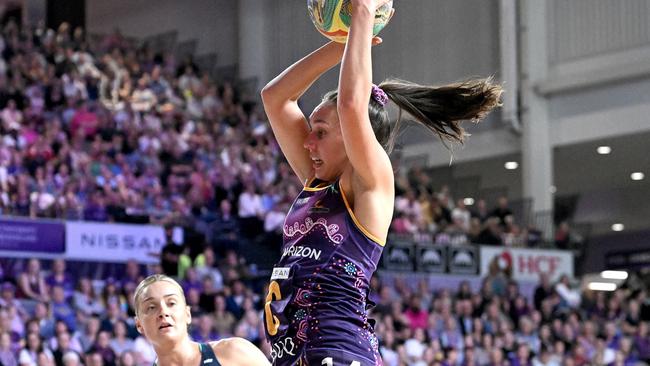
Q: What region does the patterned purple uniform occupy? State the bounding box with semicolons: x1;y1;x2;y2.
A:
264;179;384;366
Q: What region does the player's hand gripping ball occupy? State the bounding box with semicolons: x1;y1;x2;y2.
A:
308;0;394;43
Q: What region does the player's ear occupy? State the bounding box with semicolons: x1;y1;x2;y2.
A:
186;305;192;325
135;317;144;334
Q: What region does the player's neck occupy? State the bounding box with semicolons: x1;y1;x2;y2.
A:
155;339;200;366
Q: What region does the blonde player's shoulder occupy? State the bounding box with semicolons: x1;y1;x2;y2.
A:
209;338;271;366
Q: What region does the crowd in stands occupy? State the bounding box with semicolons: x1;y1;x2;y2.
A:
1;15;638;366
0;256;648;366
390;184;546;249
0;16;565;253
0;18;301;253
371;271;650;366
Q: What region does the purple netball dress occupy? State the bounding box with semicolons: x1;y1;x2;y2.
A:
264;178;384;366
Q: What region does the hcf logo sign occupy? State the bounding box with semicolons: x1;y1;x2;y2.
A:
480;247;573;282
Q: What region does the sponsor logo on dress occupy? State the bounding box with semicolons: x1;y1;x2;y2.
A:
271;267;291;280
308;199;330;213
270;337;297;362
282;245;322;261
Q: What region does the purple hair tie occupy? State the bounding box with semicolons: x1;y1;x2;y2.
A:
371;84;389;106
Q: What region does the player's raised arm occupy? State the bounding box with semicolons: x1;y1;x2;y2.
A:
260;42;345;184
337;0;395;190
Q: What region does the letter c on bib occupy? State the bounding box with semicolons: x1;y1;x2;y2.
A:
264;281;282;335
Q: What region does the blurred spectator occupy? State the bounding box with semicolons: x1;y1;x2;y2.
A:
212;294;236;338
475;217;503;246
90;331;116;366
555;275;581;310
511;343;532;366
635;322;650;362
395;190;422;223
554;221;581;250
17;259;49;304
1;99;23;130
470;199;490;223
458;299;474;336
219;250;251;284
197;275;218;313
119;260;143;292
160;228;182;278
75;314;101;352
1;306;24;343
99;301;125;335
84;350;104;366
237;182;264;239
431;195;452;227
190;314;218;343
516;317;540;355
51;331;82;366
438;320;462;354
108;321;133;357
0;331;17;366
179;267;201;295
129;76;156;113
116;350;136;366
463;341;479;366
0;282;28;320
61;352;81;366
404;328;427;364
391;211;417;235
48;321;83;354
32;302;55;340
452;198;471;232
225;280;247;320
209;199;241;254
593;336;616;365
131;335;155;366
534;273;554;311
194;247;224;292
262;200;287;249
18;332;52;366
70;102;98;139
100;279;126;314
404;295;428;331
490;196;513;227
533;345;560;366
554;221;570;249
380;330;399;366
524;225;544;247
83;192;109;222
45;260;74;300
50;286;76;332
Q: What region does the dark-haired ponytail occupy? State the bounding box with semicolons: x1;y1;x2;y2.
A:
379;78;503;148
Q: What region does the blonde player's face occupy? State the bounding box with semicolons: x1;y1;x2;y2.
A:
135;281;191;345
305;102;348;181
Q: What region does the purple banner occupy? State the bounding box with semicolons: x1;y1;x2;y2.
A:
0;218;65;253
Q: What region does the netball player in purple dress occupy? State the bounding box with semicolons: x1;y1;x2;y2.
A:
261;0;502;364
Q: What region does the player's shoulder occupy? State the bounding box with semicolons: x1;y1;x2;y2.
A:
208;337;244;353
209;338;270;366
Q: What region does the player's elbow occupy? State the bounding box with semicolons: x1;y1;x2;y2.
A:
260;83;277;105
261;83;293;110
